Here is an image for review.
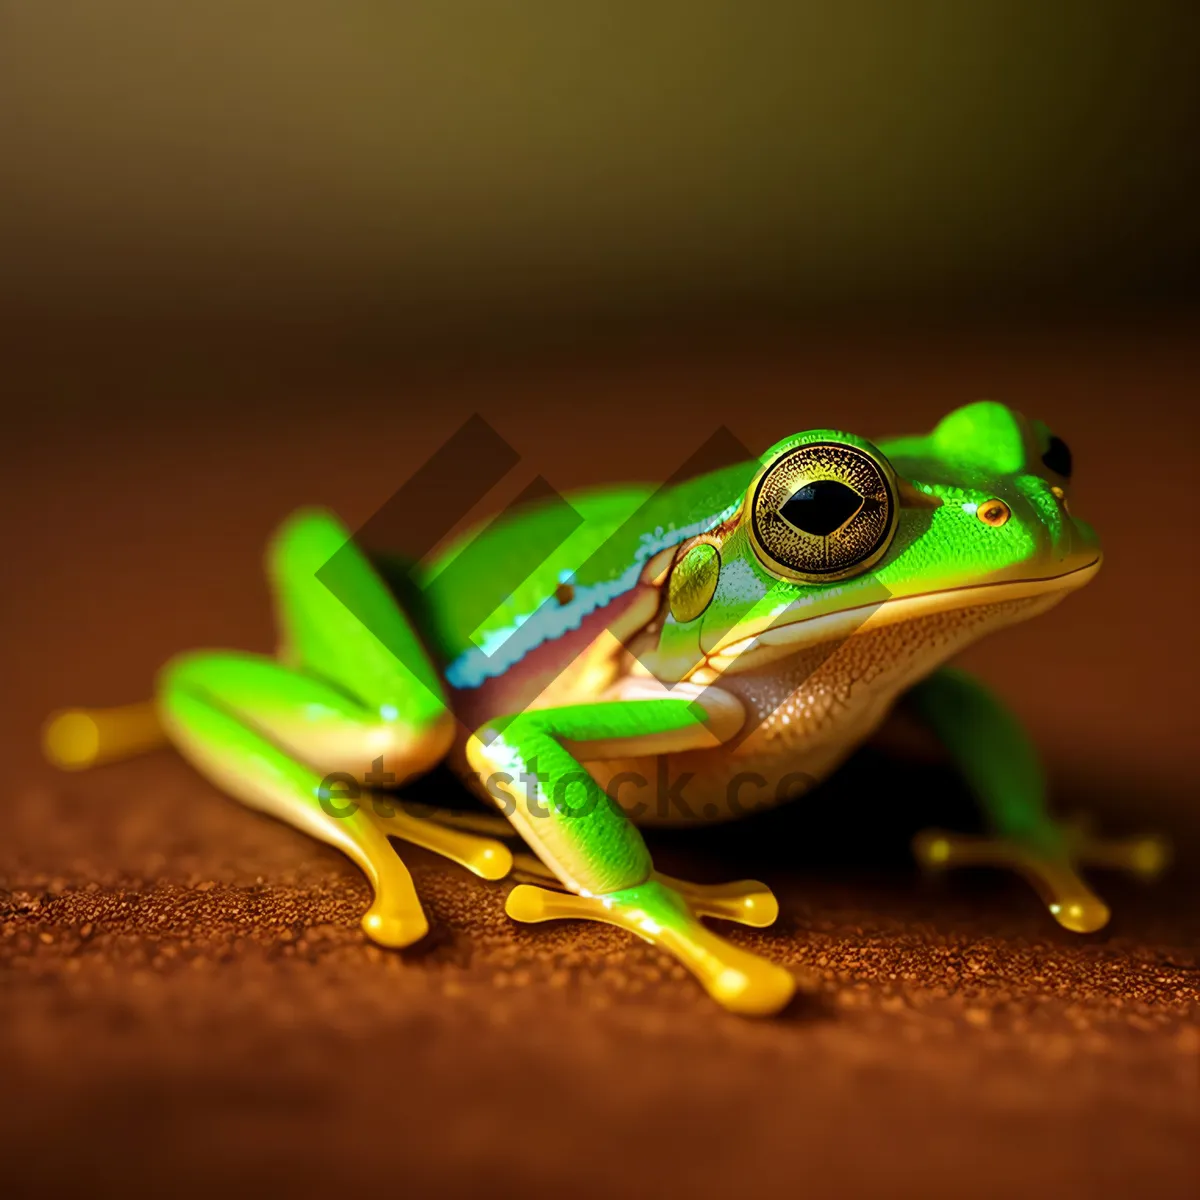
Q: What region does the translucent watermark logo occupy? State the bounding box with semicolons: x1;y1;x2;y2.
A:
317;756;818;824
313;414;890;817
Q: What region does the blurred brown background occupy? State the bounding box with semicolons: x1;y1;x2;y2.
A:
2;5;1198;1199
2;2;1199;345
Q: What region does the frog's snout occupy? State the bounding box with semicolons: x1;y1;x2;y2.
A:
1059;502;1101;567
1036;478;1100;569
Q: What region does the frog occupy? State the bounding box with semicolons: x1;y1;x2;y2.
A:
43;401;1166;1016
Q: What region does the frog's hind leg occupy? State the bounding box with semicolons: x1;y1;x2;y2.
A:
43;700;167;771
51;508;512;947
174;510;515;944
160;658;428;946
158;650;512;946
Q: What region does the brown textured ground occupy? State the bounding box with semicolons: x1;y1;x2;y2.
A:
2;319;1198;1197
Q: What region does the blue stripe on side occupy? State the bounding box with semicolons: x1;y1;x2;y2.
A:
444;504;737;689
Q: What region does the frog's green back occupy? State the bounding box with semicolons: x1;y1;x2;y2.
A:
415;464;753;687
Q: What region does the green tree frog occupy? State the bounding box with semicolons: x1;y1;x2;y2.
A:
44;402;1165;1016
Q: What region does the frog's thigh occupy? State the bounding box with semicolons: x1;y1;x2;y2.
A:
267;507;449;737
159;653;433;947
43;509;443;776
467;687;796;1016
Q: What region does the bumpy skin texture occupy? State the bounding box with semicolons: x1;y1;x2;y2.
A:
52;401;1162;1014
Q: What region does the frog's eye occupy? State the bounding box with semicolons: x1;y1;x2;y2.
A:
1041;435;1072;480
747;440;899;583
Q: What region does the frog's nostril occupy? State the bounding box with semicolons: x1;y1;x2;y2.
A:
1050;485;1070;515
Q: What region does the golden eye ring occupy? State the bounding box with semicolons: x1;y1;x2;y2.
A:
746;439;899;583
976;498;1011;527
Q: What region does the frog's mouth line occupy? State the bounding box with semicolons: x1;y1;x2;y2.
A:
700;556;1102;677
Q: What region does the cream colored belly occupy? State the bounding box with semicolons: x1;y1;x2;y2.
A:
584;595;1057;827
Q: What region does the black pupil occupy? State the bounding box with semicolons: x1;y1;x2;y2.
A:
1042;435;1072;479
779;479;863;536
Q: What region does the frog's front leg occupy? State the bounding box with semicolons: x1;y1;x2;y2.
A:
468;684;797;1016
907;667;1167;932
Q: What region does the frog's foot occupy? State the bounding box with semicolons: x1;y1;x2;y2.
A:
1060;814;1171;880
913;821;1169;934
367;801;513;882
506;878;795;1016
655;873;781;928
510;853;780;927
360;873;431;949
43;702;166;769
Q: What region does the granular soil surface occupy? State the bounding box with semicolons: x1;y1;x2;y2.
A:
3;321;1197;1197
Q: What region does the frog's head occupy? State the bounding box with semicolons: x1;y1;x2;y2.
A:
657;401;1099;679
